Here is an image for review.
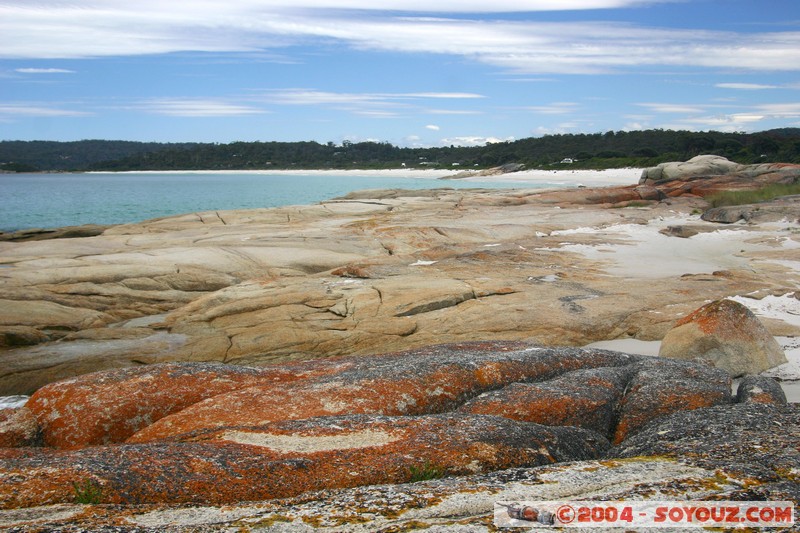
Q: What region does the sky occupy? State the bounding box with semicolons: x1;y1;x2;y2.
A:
1;0;800;147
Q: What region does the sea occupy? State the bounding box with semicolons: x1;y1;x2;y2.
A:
0;171;532;232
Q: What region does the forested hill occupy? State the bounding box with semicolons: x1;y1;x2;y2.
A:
2;129;800;172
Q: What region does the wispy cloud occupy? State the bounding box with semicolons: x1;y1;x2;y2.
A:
3;2;800;77
262;89;484;118
642;102;800;132
14;67;75;74
425;109;484;115
525;102;580;114
0;103;90;117
426;124;440;130
715;83;779;90
637;103;710;114
141;98;266;117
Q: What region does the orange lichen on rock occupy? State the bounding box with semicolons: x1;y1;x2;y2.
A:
612;358;731;444
460;366;632;438
660;299;787;376
0;413;607;508
27;363;283;448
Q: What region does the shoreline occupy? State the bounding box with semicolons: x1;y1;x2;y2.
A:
86;167;644;187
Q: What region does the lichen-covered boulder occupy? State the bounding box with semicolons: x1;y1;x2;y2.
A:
26;362;281;448
736;375;787;405
0;341;764;517
0;407;38;448
659;298;787;377
612;357;732;444
458;366;632;439
611;403;800;490
0;413;607;508
127;344;637;444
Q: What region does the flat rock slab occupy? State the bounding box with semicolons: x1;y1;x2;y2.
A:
2;174;799;393
0;457;775;531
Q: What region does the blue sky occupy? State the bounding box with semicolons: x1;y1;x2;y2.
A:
1;0;800;146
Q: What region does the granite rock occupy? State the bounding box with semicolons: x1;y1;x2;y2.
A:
736;375;787;405
27;362;277;448
0;342;793;526
1;164;799;393
659;298;787;377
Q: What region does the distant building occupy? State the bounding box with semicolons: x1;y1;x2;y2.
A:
560;158;574;164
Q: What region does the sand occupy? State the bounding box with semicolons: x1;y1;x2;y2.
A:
118;167;645;188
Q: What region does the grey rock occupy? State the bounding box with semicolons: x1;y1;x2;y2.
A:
736;375;787;405
658;225;699;238
610;403;800;484
702;194;800;223
640;155;742;184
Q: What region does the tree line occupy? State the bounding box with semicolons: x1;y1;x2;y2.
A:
2;128;799;173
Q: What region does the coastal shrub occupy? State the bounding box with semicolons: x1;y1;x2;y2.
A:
707;182;800;208
72;479;103;504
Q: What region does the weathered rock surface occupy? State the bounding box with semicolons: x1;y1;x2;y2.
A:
0;224;110;242
612;403;800;492
0;412;608;509
1;159;799;393
26;363;279;448
659;298;787;376
640;154;743;183
0;456;761;531
702;194;800;223
126;344;640;444
736;374;788;405
612;357;732;444
458;366;633;439
0;347;794;531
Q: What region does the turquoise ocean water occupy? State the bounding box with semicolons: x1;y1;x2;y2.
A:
0;172;537;232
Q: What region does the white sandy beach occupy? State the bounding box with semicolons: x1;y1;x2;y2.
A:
107;167;645;188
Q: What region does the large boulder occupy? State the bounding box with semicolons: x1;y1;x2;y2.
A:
611;403;800;488
0;413;608;508
126;344;637;444
26;363;279;448
458;366;633;439
702;194;800;223
736;375;787;405
659;299;787;376
640;155;742;184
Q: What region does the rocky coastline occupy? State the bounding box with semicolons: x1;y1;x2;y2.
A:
0;155;799;530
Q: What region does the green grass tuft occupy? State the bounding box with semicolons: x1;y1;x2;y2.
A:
707;182;800;208
407;462;446;482
72;479;103;504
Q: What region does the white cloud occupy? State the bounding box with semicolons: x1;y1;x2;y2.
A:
441;135;513;146
14;67;75;74
2;2;800;77
403;93;485;99
754;103;800;118
637;103;709;114
715;83;779;90
262;89;485;118
142;98;266;117
0;103;90;117
425;109;483;115
525;102;579;115
426;124;440;130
